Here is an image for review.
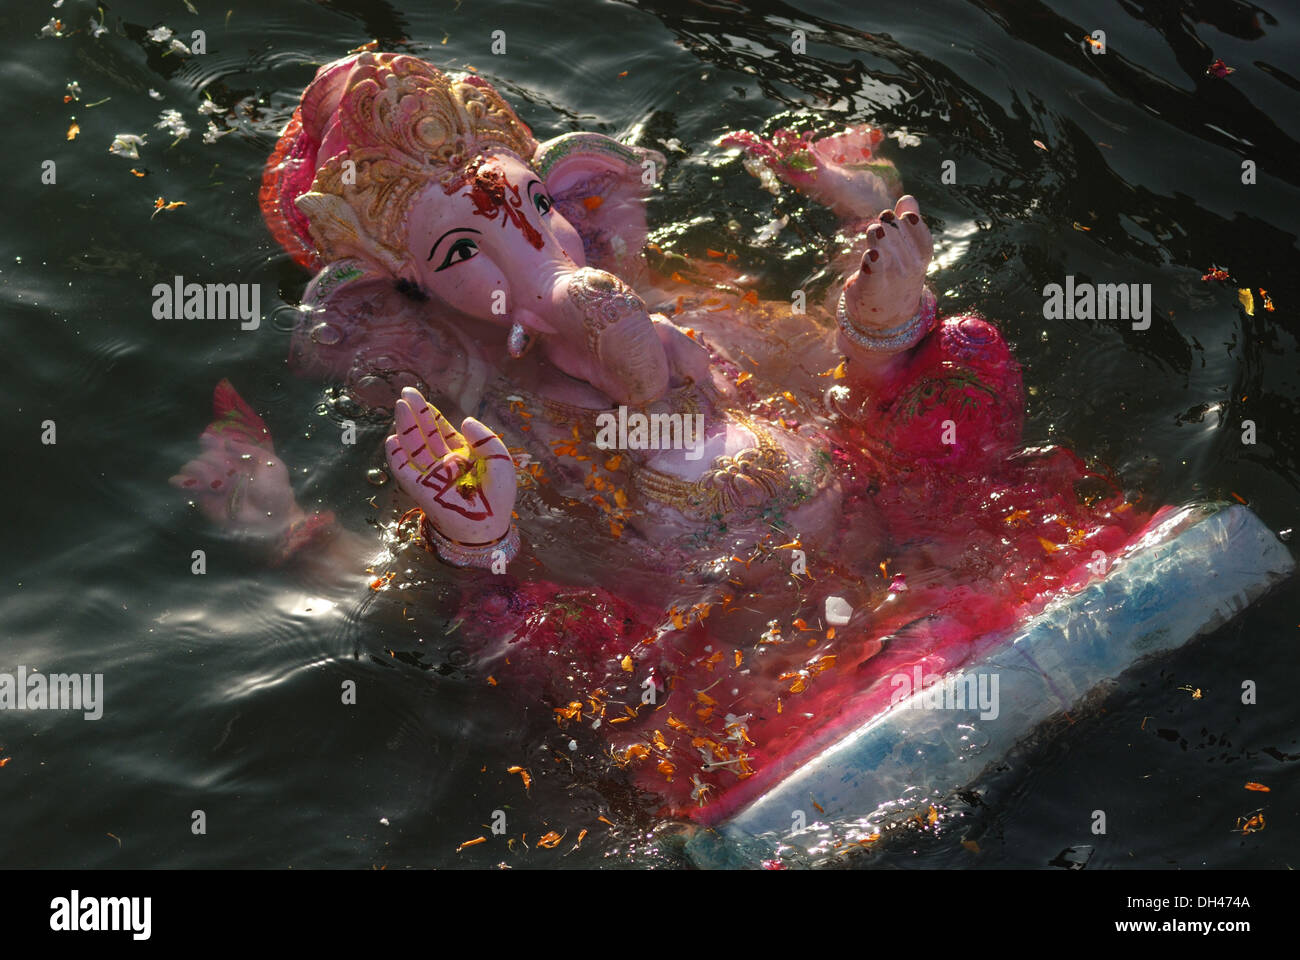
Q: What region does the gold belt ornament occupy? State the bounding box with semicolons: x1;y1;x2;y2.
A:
485;380;827;524
630;415;819;521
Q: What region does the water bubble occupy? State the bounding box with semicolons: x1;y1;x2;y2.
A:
310;322;342;345
389;370;429;394
270;304;302;333
366;467;388;486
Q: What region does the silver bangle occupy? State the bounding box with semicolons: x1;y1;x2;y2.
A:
837;286;937;352
420;514;520;569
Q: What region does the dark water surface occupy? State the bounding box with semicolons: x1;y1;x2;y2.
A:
2;0;1297;868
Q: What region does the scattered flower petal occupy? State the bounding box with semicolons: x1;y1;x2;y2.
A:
1238;288;1255;316
888;128;921;148
109;133;146;158
202;120;231;144
151;197;187;219
155;108;190;140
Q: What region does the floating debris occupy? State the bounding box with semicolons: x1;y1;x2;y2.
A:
824;595;853;626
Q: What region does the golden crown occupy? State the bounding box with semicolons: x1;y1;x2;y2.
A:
295;54;538;270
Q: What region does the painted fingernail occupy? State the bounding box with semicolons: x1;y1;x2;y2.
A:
880;210;895;222
904;213;919;224
867;249;880;262
873;227;885;238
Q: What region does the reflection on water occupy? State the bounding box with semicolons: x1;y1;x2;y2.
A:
0;0;1296;868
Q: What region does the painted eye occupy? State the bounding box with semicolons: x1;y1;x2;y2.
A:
435;237;478;271
533;192;553;215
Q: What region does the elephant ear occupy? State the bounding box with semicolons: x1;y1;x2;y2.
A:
294;191;405;275
535;132;665;280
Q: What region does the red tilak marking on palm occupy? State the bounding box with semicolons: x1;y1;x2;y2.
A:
469;163;543;251
417;457;494;520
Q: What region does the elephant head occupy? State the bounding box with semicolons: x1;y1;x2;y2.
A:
262;53;674;406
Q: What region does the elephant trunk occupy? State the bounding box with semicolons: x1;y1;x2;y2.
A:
544;268;670;406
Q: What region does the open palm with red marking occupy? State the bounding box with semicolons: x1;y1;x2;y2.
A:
385;386;517;545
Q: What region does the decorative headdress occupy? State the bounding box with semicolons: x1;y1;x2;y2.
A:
295;53;538;271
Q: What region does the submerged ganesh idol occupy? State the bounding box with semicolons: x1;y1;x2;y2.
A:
175;53;1159;822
